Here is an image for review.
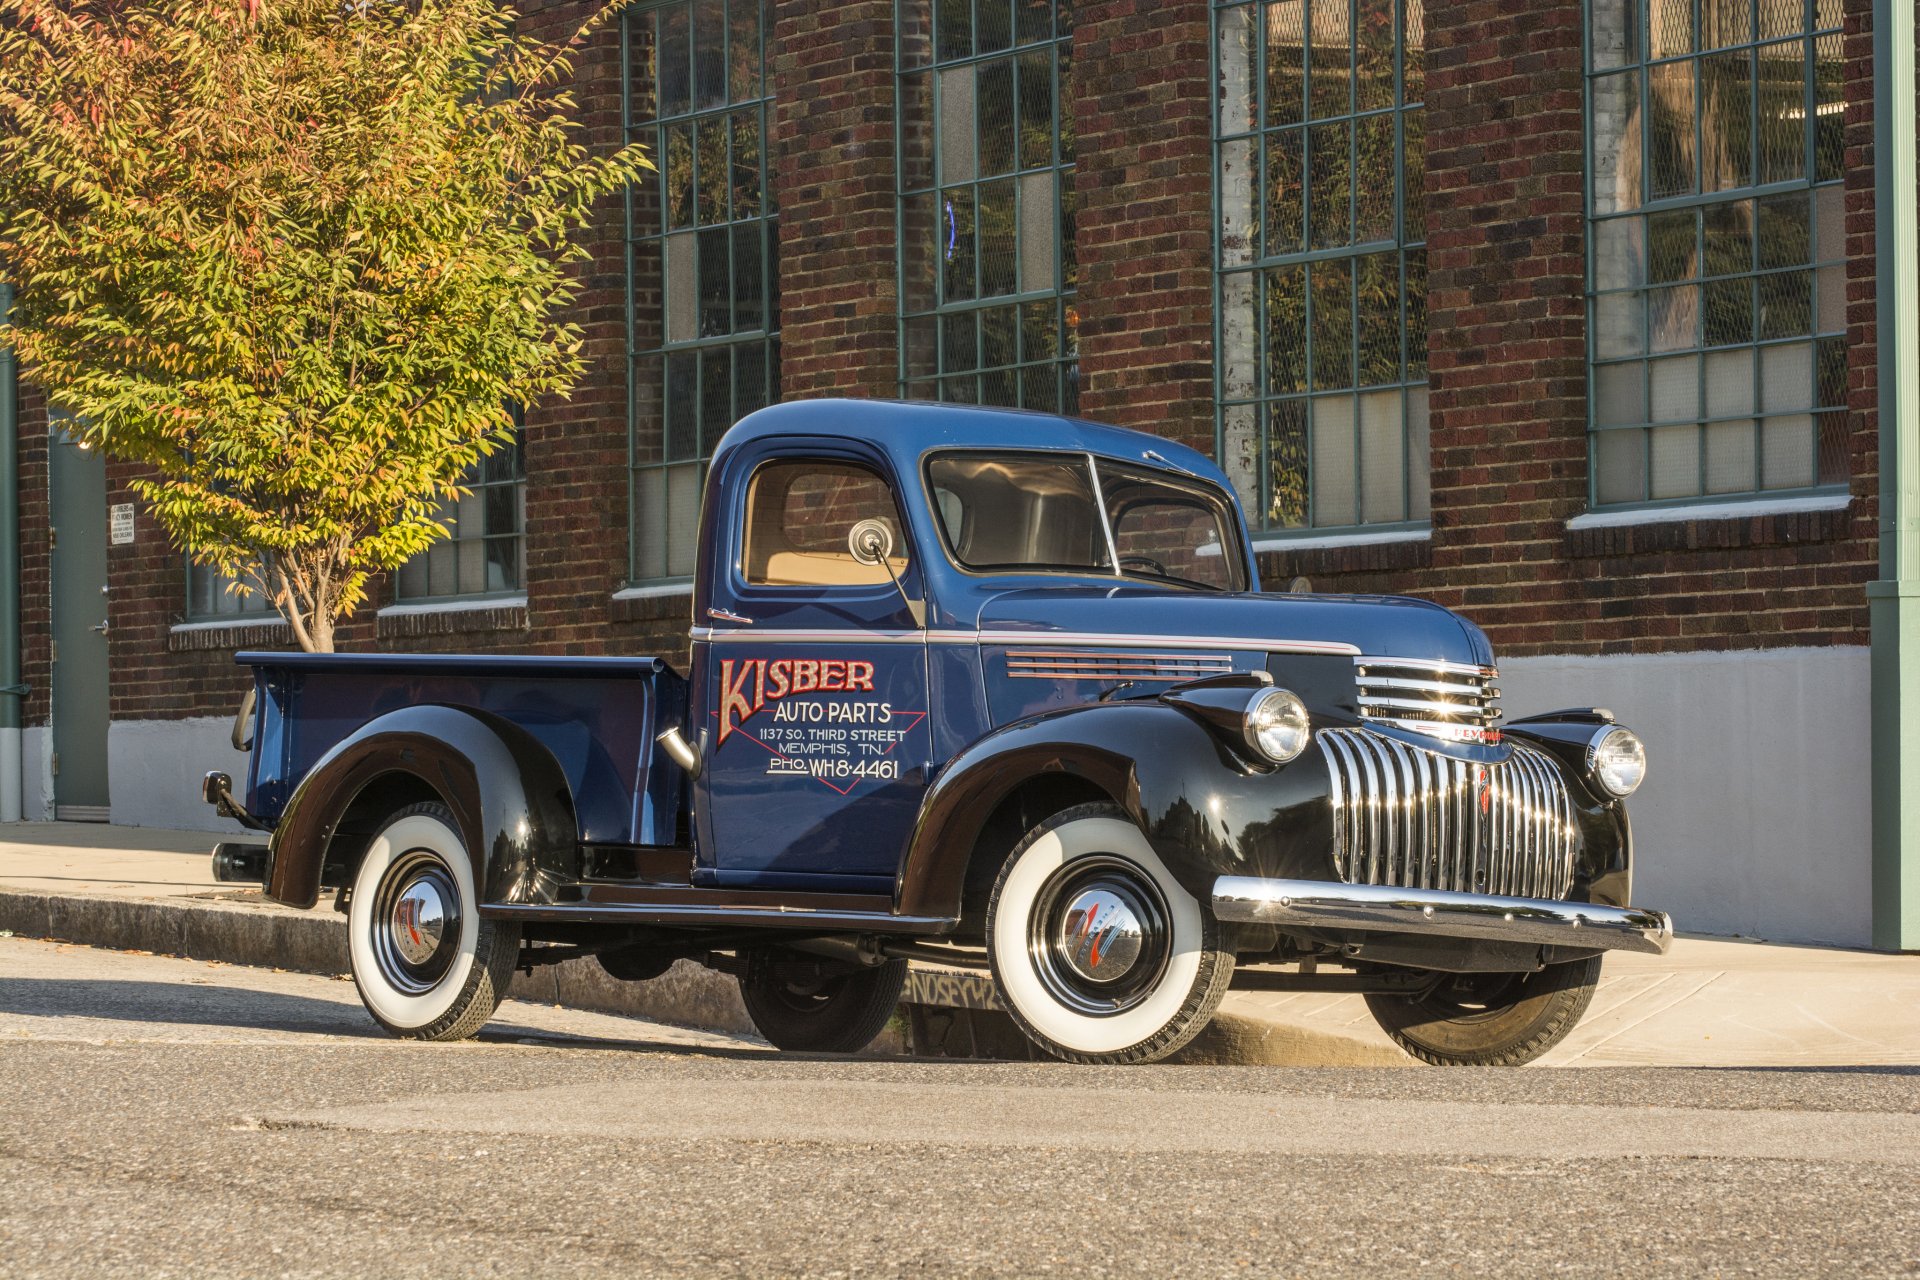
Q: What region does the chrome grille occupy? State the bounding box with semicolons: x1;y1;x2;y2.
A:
1353;656;1502;744
1320;728;1579;900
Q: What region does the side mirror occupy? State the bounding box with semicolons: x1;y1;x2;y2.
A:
846;517;925;629
848;518;894;566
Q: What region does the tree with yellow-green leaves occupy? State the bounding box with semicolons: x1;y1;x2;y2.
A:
0;0;650;650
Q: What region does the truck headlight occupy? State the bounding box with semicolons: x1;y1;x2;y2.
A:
1245;688;1311;764
1587;726;1647;797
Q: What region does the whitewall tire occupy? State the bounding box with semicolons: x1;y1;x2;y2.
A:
347;801;520;1041
986;803;1233;1064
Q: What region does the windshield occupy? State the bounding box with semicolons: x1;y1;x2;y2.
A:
925;451;1248;591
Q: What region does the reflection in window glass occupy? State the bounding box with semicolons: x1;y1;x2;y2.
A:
1587;0;1846;504
628;0;778;583
1215;0;1429;533
897;1;1078;411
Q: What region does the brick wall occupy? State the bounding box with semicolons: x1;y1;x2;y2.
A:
1070;0;1217;457
769;0;900;400
11;0;1889;737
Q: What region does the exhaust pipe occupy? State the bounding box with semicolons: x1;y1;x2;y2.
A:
211;842;269;884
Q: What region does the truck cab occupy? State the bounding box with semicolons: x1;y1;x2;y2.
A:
210;399;1671;1065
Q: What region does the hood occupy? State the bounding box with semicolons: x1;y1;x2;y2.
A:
972;585;1495;668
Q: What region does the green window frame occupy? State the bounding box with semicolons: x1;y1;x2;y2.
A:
625;0;778;586
393;425;527;602
1213;0;1430;536
1586;0;1846;507
184;562;273;621
895;0;1079;411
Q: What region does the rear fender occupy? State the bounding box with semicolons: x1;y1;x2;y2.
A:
895;701;1339;921
264;704;577;910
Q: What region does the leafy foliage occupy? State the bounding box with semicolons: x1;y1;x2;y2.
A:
0;0;649;649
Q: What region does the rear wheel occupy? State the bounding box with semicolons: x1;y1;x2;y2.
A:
986;803;1233;1065
738;950;908;1054
347;802;520;1042
1364;954;1603;1066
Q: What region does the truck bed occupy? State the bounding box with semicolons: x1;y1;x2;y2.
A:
235;651;689;846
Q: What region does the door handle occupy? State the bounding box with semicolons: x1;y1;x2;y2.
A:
90;621;108;634
706;607;753;626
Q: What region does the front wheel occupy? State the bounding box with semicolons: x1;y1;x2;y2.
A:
1364;954;1603;1066
347;801;521;1042
986;803;1234;1065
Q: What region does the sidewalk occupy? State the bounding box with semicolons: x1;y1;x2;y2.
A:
2;821;1916;1068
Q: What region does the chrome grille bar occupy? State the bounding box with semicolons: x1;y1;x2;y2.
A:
1353;656;1502;744
1319;728;1578;901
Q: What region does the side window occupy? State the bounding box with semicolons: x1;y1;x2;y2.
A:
742;460;908;588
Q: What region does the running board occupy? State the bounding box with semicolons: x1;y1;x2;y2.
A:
482;900;957;934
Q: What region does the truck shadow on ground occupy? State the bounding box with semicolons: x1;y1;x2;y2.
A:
0;975;779;1057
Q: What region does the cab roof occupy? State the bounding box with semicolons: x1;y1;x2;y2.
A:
715;398;1235;492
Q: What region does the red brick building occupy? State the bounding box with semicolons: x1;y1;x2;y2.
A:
6;0;1891;945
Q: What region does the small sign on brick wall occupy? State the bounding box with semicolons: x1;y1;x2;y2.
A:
109;503;134;545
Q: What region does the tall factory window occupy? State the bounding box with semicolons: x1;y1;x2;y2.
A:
1587;0;1846;505
627;0;778;584
897;0;1079;411
1214;0;1429;533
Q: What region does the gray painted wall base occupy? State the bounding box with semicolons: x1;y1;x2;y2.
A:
90;644;1872;946
107;716;249;834
1502;646;1870;947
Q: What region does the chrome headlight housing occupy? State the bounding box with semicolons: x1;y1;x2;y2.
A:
1586;726;1647;797
1244;687;1311;764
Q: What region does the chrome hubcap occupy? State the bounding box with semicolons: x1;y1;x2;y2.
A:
390;879;449;967
370;852;461;995
1028;857;1172;1017
1054;887;1146;983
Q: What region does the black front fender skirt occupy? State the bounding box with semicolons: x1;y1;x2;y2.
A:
264;704;577;910
895;701;1339;920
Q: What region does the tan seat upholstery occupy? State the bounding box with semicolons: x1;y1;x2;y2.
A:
760;550;906;587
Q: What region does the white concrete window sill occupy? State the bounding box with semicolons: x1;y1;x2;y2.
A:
612;584;694;601
169;615;284;634
376;594;528;618
1250;528;1432;554
1566;493;1852;531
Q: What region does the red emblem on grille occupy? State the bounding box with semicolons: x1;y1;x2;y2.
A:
1476;766;1493;816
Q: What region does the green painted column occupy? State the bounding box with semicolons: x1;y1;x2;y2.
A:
1870;0;1920;951
0;281;19;821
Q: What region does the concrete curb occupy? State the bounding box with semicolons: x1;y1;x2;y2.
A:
0;886;757;1039
0;885;1403;1065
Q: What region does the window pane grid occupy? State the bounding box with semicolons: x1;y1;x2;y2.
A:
627;0;777;584
1214;0;1428;534
394;428;527;602
1586;0;1845;506
185;563;273;621
896;0;1079;412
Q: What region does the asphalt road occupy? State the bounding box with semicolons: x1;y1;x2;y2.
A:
3;936;1918;1278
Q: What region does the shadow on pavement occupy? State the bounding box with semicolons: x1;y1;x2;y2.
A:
0;975;381;1037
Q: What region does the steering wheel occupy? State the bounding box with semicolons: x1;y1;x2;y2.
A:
1119;553;1169;577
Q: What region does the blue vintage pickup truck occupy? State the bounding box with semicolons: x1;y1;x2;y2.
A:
205;399;1670;1065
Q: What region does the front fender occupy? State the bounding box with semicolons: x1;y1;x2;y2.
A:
895;701;1339;920
264;704;577;910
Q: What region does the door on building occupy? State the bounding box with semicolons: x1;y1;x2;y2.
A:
49;418;110;821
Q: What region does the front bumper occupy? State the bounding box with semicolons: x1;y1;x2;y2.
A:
1212;876;1673;956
